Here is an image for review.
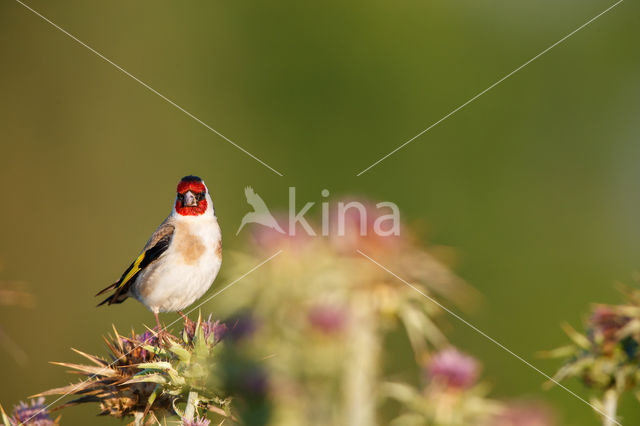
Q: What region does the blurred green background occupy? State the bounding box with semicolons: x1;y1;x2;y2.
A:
1;0;639;424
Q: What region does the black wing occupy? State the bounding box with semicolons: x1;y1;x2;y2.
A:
96;231;173;306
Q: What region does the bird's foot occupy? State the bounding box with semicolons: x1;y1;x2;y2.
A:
177;310;193;327
156;328;175;346
153;312;173;345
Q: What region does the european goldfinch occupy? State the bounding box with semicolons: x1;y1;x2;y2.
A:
96;175;222;332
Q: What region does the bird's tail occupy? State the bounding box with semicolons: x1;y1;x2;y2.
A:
95;282;117;296
97;294;113;306
95;282;129;306
96;293;128;306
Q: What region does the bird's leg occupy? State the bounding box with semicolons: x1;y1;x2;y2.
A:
154;311;169;344
154;311;163;331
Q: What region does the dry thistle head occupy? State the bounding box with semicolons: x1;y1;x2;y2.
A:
587;304;636;356
36;316;231;423
36;326;175;419
542;285;640;416
0;397;59;426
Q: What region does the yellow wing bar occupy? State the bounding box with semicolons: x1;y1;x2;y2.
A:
118;252;146;289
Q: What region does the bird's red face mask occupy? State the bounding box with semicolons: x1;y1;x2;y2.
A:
175;176;208;216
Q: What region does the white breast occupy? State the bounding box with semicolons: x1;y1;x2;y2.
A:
133;216;222;313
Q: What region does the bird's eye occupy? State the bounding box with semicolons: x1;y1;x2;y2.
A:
198;191;206;201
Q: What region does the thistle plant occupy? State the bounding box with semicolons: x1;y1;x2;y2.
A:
36;315;231;425
211;202;479;425
543;286;640;425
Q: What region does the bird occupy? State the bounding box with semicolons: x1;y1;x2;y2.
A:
96;175;222;334
236;186;285;235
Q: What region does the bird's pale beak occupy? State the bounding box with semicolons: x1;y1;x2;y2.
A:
183;191;198;207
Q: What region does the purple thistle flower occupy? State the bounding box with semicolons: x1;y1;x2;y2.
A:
137;330;159;360
181;415;211;426
426;348;479;390
119;329;160;362
183;315;227;344
8;397;56;426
